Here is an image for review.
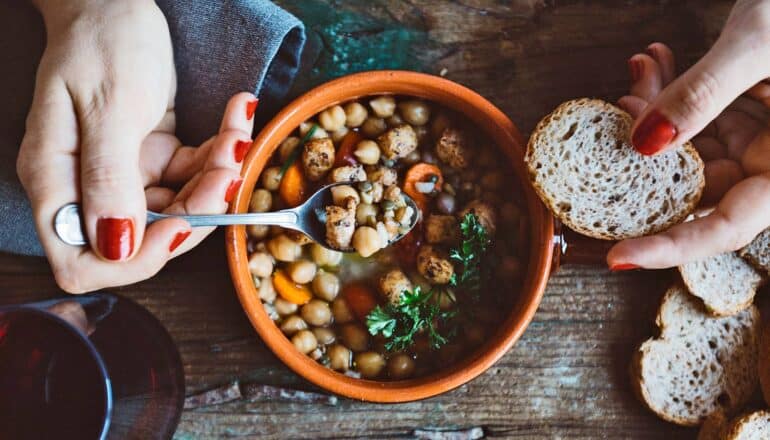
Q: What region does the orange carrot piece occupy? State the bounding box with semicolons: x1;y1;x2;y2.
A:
279;162;308;207
273;270;313;305
403;163;444;211
334;131;364;167
342;283;379;322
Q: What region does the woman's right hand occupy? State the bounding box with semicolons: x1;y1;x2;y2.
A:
607;0;770;270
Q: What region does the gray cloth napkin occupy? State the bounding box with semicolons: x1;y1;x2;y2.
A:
0;0;305;256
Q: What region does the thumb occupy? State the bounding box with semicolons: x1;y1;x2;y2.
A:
80;111;147;261
631;39;769;155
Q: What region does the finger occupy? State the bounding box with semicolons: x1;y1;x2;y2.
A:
727;95;770;124
163;167;243;256
702;158;744;205
145;186;177;211
747;81;770;107
742;128;770;176
51;217;191;294
617;95;648;119
628;54;663;103
140;131;181;187
219;92;259;134
645;43;676;85
607;172;770;268
692;135;727;161
630;37;769;156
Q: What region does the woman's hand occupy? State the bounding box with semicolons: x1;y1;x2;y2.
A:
18;0;258;292
607;0;770;270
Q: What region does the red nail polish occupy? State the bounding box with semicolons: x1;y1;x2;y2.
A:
225;178;243;203
610;263;640;272
169;230;191;252
234;139;251;163
632;110;677;155
246;99;259;120
628;59;643;82
96;217;134;261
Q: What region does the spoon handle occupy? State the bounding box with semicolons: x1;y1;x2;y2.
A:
146;210;299;227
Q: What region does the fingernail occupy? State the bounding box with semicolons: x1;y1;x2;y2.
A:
225;178;243;203
632;110;677;155
246;99;259;120
628;59;643;82
234;139;251;163
96;217;134;261
169;230;191;252
645;45;657;58
610;263;640;272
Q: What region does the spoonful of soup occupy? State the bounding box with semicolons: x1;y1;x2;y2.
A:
53;182;422;255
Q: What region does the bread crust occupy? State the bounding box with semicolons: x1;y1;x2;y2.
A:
526;98;705;240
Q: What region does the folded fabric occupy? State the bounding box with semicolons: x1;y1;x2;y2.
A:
0;0;305;256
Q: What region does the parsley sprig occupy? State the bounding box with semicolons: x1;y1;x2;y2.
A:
366;286;456;351
449;213;490;294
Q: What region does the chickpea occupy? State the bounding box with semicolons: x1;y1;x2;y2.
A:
404;149;421;165
327;344;352;371
339;323;369;352
258;275;276;303
360;117;387;138
352;226;382;257
247;224;270;240
310;243;343;267
398;100;430;125
387;353;416;379
287;260;317;284
248;252;274;278
385;113;404;127
413;125;429;144
355;203;378;226
291;329;318;354
331;185;360;206
353;140;381;165
274;298;298;316
330;126;349;143
477;148;496;168
280;315;307;335
312;271;340;302
354;352;385;378
369;96;396;118
261;167;282;191
430;112;452;139
331;298;354;324
300;299;332;327
278;136;300;163
267;235;302;262
435;289;456;310
344;102;368;127
318;105;346;132
312;327;336;346
249;189;273;213
299;121;329;139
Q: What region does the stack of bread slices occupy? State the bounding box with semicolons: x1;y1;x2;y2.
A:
527;99;770;438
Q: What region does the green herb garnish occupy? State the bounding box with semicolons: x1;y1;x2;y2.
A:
449;213;490;293
366;286;456;351
279;124;318;177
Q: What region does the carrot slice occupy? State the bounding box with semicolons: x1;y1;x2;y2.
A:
279;162;308;207
273;270;312;305
334;131;363;167
342;283;379;322
403;163;444;212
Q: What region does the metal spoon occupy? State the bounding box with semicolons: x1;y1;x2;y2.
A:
53;183;422;252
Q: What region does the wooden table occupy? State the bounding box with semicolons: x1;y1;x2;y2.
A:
2;1;746;438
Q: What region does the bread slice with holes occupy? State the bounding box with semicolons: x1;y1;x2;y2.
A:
679;252;766;317
740;228;770;276
526;98;705;240
630;284;760;426
699;410;770;440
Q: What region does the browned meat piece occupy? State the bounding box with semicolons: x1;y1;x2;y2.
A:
459;200;497;235
435;128;471;169
330;165;367;183
379;269;413;304
424;215;460;245
367;166;398;186
302;138;335;181
325;198;357;249
377;125;418;160
416;245;455;285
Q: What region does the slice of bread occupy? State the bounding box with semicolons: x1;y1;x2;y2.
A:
679;252;766;317
699;410;770;440
740;228;770;275
526;98;705;240
630;284;760;426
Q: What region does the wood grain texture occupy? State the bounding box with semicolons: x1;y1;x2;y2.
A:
1;0;744;438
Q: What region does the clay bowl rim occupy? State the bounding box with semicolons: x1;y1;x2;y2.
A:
226;70;554;403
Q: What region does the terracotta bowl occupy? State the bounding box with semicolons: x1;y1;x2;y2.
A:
226;70;554;402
